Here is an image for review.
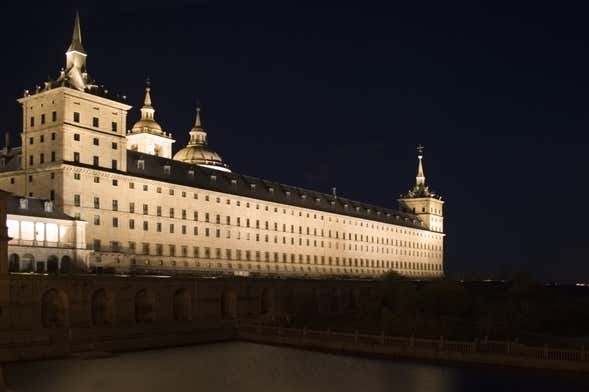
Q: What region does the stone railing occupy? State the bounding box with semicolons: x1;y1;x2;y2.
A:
236;323;589;371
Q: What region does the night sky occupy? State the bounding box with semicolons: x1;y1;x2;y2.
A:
1;1;588;282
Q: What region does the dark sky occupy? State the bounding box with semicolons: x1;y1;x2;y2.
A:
1;1;588;282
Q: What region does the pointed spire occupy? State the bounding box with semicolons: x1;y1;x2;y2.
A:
143;78;153;108
416;144;425;186
194;105;202;128
67;11;86;54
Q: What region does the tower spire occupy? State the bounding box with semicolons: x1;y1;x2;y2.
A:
194;104;202;128
67;11;86;54
143;78;153;108
416;144;425;186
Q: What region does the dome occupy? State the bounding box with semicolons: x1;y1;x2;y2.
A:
172;106;230;172
131;118;162;134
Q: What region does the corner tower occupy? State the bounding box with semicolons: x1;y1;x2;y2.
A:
126;81;175;158
398;146;444;232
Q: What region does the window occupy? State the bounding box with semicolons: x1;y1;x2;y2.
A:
73;112;80;123
74;194;81;207
30;117;34;127
94;197;100;209
129;219;135;229
182;209;186;219
92;117;99;127
156;244;163;256
111;241;120;252
143;204;148;215
129;182;135;189
169;208;174;218
112;179;118;186
129;241;136;253
93;138;99;146
93;177;100;183
93;239;101;251
41;114;46;125
52;111;57;122
137;160;145;170
143;221;148;231
129;203;135;213
112;200;118;211
94;215;100;225
112;217;119;227
112;142;117;149
74;133;80;141
112;160;117;170
29;155;33;165
93;156;99;166
74;173;80;180
111;122;117;132
142;243;149;255
157;206;162;216
156;222;162;232
73;152;80;162
51;132;56;140
143;185;148;191
51;151;55;162
169;245;176;257
169;224;174;233
40;135;44;142
39;153;44;164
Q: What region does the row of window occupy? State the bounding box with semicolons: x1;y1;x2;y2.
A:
29;112;118;132
92;240;442;271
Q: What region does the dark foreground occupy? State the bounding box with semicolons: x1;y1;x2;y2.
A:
5;342;589;392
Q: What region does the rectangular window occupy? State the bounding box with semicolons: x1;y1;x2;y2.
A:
143;204;148;215
129;219;135;229
41;114;46;125
129;202;135;213
111;122;117;132
112;179;118;186
74;173;80;180
29;137;34;144
143;221;148;231
156;244;163;256
112;217;119;228
94;197;100;209
111;241;120;252
51;151;56;162
157;206;162;216
30;117;34;127
93;156;99;166
94;215;100;225
169;245;176;257
170;224;174;234
40;135;44;143
73;152;80;162
39;153;44;164
29;155;33;165
52;111;57;122
92;117;99;127
93;138;99;146
74;194;81;207
112;160;117;170
51;132;56;140
142;243;149;255
129;241;136;253
112;200;118;211
112;142;118;149
74;133;80;141
73;112;80;123
93;239;101;251
156;222;162;232
169;208;174;218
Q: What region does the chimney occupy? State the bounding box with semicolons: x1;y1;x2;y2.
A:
3;133;9;154
332;187;337;199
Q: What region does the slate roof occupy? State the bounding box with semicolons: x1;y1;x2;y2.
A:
0;190;77;221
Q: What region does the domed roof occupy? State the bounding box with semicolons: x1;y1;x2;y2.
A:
172;106;230;172
129;82;164;135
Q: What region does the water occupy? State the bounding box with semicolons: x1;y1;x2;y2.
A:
4;342;589;391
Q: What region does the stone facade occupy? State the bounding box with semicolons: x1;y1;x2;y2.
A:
0;14;445;279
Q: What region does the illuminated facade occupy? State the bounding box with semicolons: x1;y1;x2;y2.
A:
0;14;444;278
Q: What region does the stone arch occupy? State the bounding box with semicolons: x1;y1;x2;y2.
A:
41;289;69;328
60;255;72;274
173;288;192;321
260;288;274;314
135;289;156;323
221;288;237;319
8;254;19;272
91;289;114;326
22;254;34;272
47;255;59;274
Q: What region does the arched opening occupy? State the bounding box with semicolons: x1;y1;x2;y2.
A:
41;289;68;328
21;254;34;272
135;289;155;323
173;289;191;321
221;288;237;319
91;289;114;326
260;288;274;314
47;255;59;274
60;255;72;274
8;254;19;272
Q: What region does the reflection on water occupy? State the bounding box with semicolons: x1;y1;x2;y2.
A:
4;342;589;392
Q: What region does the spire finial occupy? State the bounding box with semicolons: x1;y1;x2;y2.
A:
416;144;425;186
143;78;152;107
194;102;202;127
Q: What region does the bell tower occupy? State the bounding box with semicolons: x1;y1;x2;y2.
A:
398;145;444;232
